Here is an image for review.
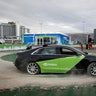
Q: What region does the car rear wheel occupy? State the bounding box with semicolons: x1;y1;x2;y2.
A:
27;62;40;75
87;62;96;76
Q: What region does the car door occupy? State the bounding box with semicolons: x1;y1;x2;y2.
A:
36;47;61;73
57;47;85;73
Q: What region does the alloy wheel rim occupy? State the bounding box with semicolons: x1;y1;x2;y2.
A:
27;63;38;74
90;63;96;76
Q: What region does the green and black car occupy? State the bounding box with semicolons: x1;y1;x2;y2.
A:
15;45;96;76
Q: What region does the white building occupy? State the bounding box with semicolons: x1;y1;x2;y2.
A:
0;22;30;43
0;22;30;39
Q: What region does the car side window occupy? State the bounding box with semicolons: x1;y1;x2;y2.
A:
37;48;56;55
60;48;77;56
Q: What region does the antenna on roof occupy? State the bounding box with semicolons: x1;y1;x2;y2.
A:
43;44;48;47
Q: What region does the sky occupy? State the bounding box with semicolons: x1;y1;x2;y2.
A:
0;0;96;34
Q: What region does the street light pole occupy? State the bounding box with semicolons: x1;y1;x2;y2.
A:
40;23;43;34
82;21;86;33
82;21;87;43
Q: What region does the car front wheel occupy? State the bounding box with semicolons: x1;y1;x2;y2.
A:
87;62;96;76
27;62;40;75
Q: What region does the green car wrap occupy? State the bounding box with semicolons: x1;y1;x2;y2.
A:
37;55;85;73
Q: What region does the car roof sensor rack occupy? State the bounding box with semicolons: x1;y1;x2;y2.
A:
43;44;48;47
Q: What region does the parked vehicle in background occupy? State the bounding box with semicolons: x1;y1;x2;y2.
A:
0;39;5;44
0;41;2;44
15;45;96;76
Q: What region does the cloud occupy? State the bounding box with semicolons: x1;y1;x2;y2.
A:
0;0;96;33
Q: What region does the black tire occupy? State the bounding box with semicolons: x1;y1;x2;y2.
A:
87;62;96;76
26;62;40;75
